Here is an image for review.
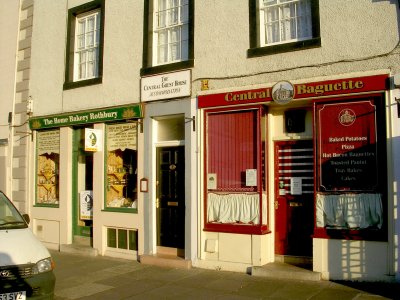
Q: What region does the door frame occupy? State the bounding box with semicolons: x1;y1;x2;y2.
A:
72;127;94;241
274;139;314;257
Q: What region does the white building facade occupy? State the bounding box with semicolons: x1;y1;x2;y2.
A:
7;0;400;282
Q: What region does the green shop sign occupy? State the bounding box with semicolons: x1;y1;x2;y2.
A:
29;104;143;130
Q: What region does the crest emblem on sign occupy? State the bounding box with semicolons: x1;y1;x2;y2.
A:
338;109;356;126
272;81;295;105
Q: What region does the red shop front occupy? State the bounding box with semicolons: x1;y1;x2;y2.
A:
196;73;390;278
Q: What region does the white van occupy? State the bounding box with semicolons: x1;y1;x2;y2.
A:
0;191;55;299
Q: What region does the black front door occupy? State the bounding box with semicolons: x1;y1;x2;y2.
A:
156;146;185;249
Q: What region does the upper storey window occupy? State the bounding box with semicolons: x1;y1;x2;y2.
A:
260;0;312;45
154;0;189;65
75;10;101;81
248;0;320;57
64;0;104;90
141;0;194;76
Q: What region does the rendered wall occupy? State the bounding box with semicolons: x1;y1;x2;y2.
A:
0;1;19;139
30;0;143;116
197;231;272;272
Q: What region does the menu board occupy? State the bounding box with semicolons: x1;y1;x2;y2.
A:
37;130;60;155
107;123;137;151
316;100;378;191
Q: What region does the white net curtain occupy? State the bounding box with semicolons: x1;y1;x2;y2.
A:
316;193;383;229
207;193;267;225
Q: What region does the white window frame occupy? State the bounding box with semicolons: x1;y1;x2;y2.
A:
259;0;312;46
74;9;101;81
152;0;189;66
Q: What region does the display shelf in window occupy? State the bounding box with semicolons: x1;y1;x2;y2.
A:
106;160;136;209
37;163;58;204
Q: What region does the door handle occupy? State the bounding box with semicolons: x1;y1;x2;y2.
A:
289;201;303;207
156;198;160;208
274;201;279;210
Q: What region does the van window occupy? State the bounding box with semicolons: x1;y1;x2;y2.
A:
0;192;28;229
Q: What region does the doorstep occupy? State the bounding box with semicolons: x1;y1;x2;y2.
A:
60;244;98;257
251;262;321;281
139;253;192;270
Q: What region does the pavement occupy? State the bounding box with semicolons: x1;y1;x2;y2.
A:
50;250;400;300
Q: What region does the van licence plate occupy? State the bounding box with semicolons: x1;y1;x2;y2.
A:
0;291;26;300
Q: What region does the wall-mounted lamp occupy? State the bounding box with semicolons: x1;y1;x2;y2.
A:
27;96;33;115
185;116;195;132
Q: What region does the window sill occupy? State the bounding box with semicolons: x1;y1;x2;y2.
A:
34;203;59;208
313;227;387;242
63;77;102;90
102;207;138;214
140;60;194;77
204;223;270;235
247;37;321;58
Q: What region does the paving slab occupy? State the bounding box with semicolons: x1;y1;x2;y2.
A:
50;250;400;300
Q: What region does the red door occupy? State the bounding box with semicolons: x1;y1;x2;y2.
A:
274;140;314;256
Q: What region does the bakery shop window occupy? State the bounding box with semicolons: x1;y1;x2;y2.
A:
105;123;138;211
36;129;60;206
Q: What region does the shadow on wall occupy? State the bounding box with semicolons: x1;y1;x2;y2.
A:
328;240;388;280
326;131;400;286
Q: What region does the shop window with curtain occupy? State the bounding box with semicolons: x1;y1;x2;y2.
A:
36;129;60;206
314;96;387;240
204;107;268;234
105;123;138;211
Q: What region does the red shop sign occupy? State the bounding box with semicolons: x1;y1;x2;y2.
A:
198;74;388;109
316;100;378;191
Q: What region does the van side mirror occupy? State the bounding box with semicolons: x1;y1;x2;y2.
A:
23;214;30;224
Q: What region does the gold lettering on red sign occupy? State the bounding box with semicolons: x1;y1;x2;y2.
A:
225;89;271;102
296;80;364;96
